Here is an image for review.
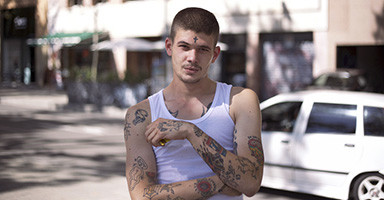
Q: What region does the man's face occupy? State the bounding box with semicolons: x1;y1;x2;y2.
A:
165;29;220;84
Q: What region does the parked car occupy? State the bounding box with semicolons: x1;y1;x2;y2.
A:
260;89;384;200
308;69;368;91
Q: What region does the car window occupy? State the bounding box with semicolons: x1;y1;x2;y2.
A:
306;103;357;134
364;106;384;137
262;102;302;133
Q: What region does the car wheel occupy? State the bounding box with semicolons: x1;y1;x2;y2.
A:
351;173;384;200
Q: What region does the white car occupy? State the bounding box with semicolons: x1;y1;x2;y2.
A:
260;89;384;200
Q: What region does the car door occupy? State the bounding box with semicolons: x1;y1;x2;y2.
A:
294;102;360;189
261;101;302;185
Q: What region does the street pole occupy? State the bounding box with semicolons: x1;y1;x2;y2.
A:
91;7;98;82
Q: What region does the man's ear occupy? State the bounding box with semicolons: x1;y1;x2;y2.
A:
211;46;221;63
165;37;172;56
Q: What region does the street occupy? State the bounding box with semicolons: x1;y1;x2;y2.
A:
0;88;333;200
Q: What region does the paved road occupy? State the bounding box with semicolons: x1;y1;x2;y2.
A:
0;87;333;200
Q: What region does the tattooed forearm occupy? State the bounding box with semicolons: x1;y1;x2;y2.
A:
233;128;238;155
129;156;148;191
206;137;227;157
193;126;203;137
237;157;258;179
143;183;182;199
133;109;148;125
221;161;240;188
193;132;261;190
248;136;264;165
194;178;217;198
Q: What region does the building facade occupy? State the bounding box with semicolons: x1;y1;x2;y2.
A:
1;0;383;100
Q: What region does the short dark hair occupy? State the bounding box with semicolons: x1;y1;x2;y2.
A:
169;7;220;46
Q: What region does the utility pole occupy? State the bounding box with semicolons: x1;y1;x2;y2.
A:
91;6;98;82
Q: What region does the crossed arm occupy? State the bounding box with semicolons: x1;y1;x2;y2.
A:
145;88;264;197
124;101;235;200
124;88;264;199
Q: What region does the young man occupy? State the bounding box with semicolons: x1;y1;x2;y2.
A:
124;7;264;200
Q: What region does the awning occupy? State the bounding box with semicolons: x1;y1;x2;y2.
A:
27;32;104;47
91;38;155;51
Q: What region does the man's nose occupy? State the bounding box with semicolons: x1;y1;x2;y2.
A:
187;49;197;63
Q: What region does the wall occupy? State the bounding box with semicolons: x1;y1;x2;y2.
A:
327;0;384;71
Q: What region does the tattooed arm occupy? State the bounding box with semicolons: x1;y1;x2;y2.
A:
124;100;227;200
194;87;263;197
145;88;264;197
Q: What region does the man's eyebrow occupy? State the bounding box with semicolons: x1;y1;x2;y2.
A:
177;41;212;50
177;41;190;46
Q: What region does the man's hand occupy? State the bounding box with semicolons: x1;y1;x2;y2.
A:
145;118;193;146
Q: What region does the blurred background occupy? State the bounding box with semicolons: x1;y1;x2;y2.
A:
0;0;383;199
1;0;383;104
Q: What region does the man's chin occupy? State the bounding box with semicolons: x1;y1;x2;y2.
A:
178;76;202;84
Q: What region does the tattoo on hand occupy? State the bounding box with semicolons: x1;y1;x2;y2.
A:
194;178;216;197
157;121;183;132
133;109;148;125
129;156;148;191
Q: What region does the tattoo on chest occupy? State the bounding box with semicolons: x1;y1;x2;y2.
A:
133;109;148;125
168;109;178;118
201;102;213;117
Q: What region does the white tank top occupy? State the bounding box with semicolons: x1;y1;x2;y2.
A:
148;82;243;200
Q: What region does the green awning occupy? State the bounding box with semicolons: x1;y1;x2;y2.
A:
27;32;102;46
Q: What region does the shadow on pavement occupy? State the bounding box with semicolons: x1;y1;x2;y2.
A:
0;107;126;194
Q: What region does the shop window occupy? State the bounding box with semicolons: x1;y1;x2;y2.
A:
93;0;108;5
68;0;83;6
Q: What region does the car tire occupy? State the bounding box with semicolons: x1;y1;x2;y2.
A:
350;173;384;200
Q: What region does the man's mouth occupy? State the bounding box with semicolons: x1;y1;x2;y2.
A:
183;65;200;73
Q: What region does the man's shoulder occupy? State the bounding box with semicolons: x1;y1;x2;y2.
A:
127;98;150;112
230;86;259;107
125;99;151;124
230;86;257;99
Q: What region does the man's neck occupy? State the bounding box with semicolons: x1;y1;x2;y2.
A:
164;78;216;99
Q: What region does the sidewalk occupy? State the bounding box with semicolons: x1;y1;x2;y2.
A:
0;86;131;200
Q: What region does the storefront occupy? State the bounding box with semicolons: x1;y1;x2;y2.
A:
1;7;35;85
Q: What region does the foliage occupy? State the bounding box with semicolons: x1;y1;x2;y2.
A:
68;66;94;82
